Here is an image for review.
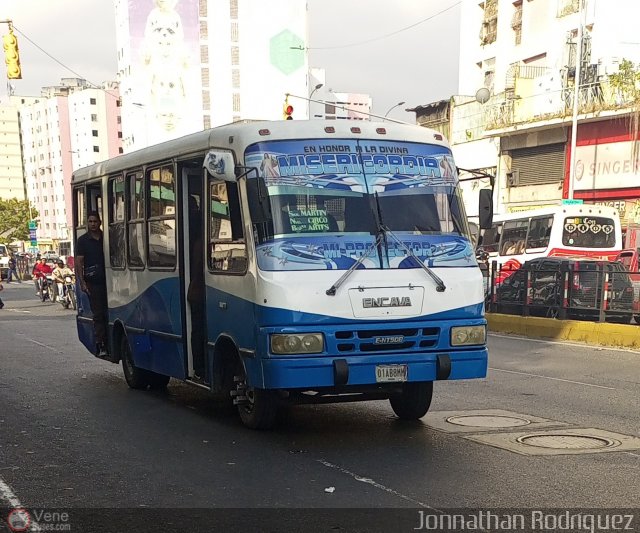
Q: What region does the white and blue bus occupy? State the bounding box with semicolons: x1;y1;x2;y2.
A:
72;120;489;429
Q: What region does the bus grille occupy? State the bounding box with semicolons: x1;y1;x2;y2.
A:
333;327;440;353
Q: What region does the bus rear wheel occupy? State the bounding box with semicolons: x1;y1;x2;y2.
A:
121;335;151;390
389;381;433;420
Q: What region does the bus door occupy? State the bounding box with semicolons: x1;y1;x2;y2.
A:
179;161;207;382
74;180;104;355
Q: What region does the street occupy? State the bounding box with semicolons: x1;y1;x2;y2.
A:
1;281;639;532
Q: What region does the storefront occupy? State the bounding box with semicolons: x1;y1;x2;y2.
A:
565;118;640;243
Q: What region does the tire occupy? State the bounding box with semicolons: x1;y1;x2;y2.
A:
389;381;434;420
121;335;152;390
234;361;278;430
69;289;77;310
41;282;47;302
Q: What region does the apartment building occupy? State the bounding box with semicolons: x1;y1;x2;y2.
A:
19;79;122;248
114;0;308;152
418;0;640;234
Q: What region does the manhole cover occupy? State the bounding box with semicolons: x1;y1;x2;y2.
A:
517;434;619;450
446;415;531;428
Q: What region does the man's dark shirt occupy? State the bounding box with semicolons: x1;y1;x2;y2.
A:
76;232;105;285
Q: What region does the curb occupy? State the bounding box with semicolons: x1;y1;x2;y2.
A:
486;313;640;349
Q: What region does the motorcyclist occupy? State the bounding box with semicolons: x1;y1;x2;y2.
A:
52;259;74;302
32;257;53;297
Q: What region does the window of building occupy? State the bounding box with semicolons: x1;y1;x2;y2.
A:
91;114;98;122
90;98;97;105
480;0;498;45
208;179;246;273
512;1;522;45
557;0;579;17
92;130;98;137
231;47;239;65
147;164;176;268
483;58;496;94
93;146;99;152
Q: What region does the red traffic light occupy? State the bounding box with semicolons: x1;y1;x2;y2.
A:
284;103;294;120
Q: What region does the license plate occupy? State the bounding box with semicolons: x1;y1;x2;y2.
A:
375;364;408;383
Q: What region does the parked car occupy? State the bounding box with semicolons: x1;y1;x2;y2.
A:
495;256;634;323
614;247;640;324
42;250;59;261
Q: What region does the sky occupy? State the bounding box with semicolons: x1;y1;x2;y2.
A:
2;0;461;122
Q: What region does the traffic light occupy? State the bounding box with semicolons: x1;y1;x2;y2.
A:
283;99;293;120
3;28;21;80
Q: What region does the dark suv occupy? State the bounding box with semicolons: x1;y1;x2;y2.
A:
495;257;634;323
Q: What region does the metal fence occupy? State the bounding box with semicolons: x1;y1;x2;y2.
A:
486;260;638;324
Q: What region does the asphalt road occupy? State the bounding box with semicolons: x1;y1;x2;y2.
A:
1;281;639;532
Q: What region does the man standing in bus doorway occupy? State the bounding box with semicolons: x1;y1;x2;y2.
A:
75;212;109;358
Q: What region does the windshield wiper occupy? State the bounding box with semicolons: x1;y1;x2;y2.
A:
381;225;446;293
325;232;385;296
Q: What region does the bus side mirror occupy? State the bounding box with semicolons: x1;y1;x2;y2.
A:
246;178;272;224
478;189;493;230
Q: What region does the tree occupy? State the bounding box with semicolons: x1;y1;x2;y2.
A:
608;59;640;103
0;199;37;244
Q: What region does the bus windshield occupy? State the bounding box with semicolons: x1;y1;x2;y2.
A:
245;139;473;271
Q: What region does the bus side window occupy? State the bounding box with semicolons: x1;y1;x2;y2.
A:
74;187;86;235
482;223;502;254
500;220;529;256
209;179;247;274
526;216;553;251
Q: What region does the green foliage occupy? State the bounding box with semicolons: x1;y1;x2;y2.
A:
608;59;640;102
0;199;38;243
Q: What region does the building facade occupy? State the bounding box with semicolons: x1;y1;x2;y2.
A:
19;79;122;249
114;0;309;152
0;96;38;201
438;0;640;234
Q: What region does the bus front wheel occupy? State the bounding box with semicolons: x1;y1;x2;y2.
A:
233;364;278;430
121;335;151;390
389;381;433;420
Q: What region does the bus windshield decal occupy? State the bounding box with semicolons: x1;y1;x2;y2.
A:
246;139;458;189
256;234;473;271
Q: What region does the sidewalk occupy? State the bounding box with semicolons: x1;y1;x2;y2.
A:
487;313;640;349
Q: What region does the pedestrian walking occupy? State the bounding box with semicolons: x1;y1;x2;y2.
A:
6;253;20;282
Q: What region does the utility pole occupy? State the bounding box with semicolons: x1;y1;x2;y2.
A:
567;0;586;200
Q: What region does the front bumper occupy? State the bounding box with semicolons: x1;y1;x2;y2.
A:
259;348;488;389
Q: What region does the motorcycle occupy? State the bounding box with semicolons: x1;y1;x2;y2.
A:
38;275;55;302
58;275;77;310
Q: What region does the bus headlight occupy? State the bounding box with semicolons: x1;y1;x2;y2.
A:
271;333;324;354
451;325;486;346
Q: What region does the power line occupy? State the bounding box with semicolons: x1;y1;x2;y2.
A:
307;1;461;50
12;24;118;100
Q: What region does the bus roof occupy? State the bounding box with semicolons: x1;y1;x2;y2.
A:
72;120;451;184
490;204;622;223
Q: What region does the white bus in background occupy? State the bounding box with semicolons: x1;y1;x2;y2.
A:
476;204;623;275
